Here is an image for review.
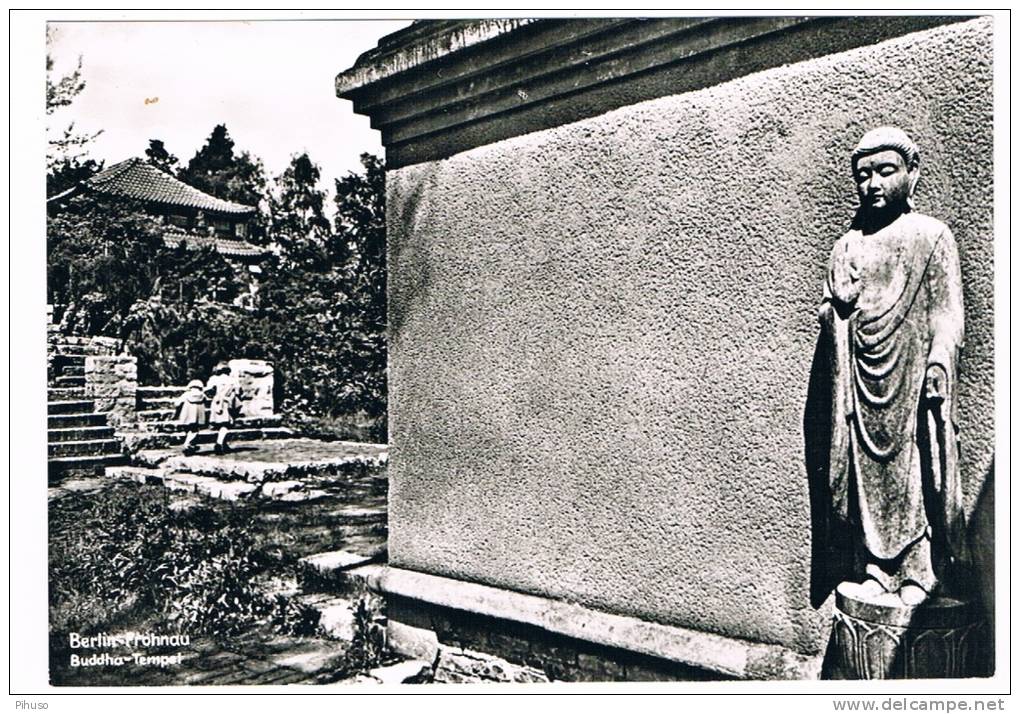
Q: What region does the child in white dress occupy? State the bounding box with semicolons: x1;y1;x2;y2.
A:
205;363;240;454
175;379;206;455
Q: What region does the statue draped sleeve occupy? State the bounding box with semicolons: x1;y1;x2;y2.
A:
819;267;853;524
923;227;966;567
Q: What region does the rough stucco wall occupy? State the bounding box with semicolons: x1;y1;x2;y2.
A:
385;18;993;658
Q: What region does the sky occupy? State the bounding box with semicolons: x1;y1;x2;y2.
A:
47;20;411;208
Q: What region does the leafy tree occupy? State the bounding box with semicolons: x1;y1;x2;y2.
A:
48;192;249;381
270;152;332;259
145;139;179;175
332;153;387;417
46;27;103;196
239;153;388;431
47;195;164;335
121;295;249;386
333;153;385;308
47;157;104;199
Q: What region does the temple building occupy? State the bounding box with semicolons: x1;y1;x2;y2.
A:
48;157;268;268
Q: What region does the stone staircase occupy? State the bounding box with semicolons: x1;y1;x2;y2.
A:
47;340;125;478
117;386;296;452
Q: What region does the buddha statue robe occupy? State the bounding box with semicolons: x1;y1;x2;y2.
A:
820;211;965;593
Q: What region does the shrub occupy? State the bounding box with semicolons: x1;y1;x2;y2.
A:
49;484;320;639
342;593;386;673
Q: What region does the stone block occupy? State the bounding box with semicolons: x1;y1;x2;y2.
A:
194;479;259;502
161;472;208;493
269;641;348;674
525;639;578;668
276;489;328;503
624;662;684;682
105;466;162;484
434;646;548;684
229;359;274;418
487;631;532;664
317;601;357;640
387;621;440;664
84;355;137;428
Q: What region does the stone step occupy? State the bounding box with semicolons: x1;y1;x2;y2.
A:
47;399;95;415
47;387;86;400
48;438;122;458
122;427;296;452
139;396;178;410
368;660;434;685
137;386;186;398
298;549;381;592
51;353;86;368
48;453;126;476
48;412;107;429
52;335;93;346
137;409;175;422
106;466;326;503
55;375;85;387
51;347;106;358
48;425;115;442
138;416;284;432
295;594;361;641
160;471;262;501
49;336;120;354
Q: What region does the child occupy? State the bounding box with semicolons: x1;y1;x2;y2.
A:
175;379;207;455
205;362;240;455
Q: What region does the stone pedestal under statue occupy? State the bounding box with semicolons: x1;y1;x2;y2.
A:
831;582;989;679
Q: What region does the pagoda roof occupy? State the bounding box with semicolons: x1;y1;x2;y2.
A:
50;157;256;215
164;230;268;259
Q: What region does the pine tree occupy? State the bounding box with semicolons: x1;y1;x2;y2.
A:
179;124;270;242
180;124;267;205
180;124;236;195
144;139;179;175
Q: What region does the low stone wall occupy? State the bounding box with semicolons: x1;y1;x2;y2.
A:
84;355;138;428
229;359;275;418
